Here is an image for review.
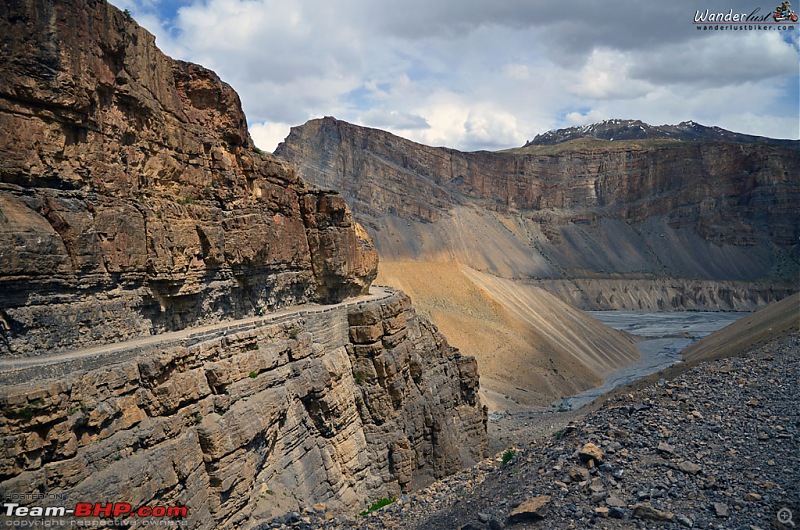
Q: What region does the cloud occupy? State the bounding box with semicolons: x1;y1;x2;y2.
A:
250;121;292;152
114;0;800;150
358;109;431;130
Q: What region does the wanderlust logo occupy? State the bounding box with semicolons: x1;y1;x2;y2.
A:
694;1;798;30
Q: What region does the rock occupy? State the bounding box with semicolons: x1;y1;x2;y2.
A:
657;442;675;455
277;120;800;317
675;514;694;527
594;507;609;518
609;507;626;519
569;466;591;482
606;495;626;508
744;493;762;502
632;503;674;521
487;518;504;530
713;502;729;517
677;461;702;475
507;496;551;523
0;0;383;358
578;443;604;465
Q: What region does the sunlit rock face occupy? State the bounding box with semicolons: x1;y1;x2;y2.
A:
0;0;379;357
277;117;799;311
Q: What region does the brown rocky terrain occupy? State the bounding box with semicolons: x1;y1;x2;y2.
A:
276;116;799;311
276;117;799;406
0;288;488;528
0;1;380;357
682;292;799;365
271;322;800;530
376;262;639;411
0;0;488;527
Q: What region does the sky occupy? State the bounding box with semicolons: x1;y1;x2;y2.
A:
111;0;800;152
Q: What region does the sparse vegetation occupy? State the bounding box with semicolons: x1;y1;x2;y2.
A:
16;398;46;422
16;407;35;421
554;429;565;440
359;497;395;516
289;327;301;339
249;371;258;379
177;196;195;205
501;449;516;466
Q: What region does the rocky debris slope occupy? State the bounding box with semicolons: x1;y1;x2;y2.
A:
283;332;799;529
376;262;641;411
683;292;800;364
0;290;488;528
276;117;799;311
0;0;377;358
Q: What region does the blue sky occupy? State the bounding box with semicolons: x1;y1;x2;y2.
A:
112;0;799;151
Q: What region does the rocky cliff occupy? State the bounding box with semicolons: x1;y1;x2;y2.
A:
0;289;487;528
0;0;379;357
276;117;800;310
0;0;488;526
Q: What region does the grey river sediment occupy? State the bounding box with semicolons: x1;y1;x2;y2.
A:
559;311;747;409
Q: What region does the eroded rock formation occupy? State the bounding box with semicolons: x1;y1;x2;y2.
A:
0;290;487;527
0;0;488;525
0;0;378;357
276;117;800;310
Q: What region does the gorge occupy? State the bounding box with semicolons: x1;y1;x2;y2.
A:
0;0;487;527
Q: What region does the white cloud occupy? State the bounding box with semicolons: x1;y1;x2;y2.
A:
117;0;799;150
250;121;292;152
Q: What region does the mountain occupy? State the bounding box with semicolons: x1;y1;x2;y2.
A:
275;116;800;407
276;117;799;305
524;119;799;147
0;1;487;526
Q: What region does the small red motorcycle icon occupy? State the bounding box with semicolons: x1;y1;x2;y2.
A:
773;1;799;21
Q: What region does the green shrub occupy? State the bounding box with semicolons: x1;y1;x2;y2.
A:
249;371;258;379
502;449;516;466
359;497;395;516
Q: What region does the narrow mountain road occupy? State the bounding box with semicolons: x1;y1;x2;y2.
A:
0;286;393;384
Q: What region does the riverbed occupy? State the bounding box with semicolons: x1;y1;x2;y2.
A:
558;311;748;409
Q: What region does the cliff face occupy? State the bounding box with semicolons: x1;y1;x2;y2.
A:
276;117;800;310
0;0;488;525
0;290;487;528
0;0;378;357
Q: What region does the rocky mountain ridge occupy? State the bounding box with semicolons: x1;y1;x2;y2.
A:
0;288;488;528
276;116;799;310
275;116;798;408
524;119;798;147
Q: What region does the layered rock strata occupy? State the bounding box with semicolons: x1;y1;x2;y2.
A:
0;0;377;357
0;289;488;528
276;117;800;310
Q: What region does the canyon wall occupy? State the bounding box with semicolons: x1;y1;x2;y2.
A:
0;289;487;528
0;0;488;526
276;117;800;310
0;0;377;358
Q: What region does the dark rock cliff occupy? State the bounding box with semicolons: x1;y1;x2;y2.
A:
276;117;800;310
